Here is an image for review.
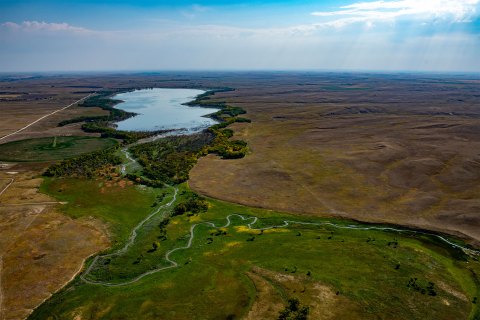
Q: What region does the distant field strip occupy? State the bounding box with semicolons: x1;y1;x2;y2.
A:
81;212;479;287
0;93;94;142
0;136;118;162
0;202;67;206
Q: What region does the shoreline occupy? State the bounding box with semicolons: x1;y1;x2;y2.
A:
111;88;220;134
95;86;479;250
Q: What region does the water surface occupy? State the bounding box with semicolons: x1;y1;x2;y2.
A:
113;88;218;133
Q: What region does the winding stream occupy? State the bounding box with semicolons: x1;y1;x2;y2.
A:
81;209;479;287
80;186;178;286
80;88;479;287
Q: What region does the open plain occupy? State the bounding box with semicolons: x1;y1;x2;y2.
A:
1;72;480;319
0;163;109;320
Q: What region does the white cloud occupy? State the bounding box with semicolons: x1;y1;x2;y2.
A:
1;21;91;33
312;0;480;28
191;4;209;13
181;4;210;19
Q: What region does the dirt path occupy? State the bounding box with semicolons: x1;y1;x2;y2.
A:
0;179;14;198
0;93;93;142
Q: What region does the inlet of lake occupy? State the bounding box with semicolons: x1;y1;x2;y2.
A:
113;88;219;133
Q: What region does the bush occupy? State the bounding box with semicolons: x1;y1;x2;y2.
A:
171;192;208;217
278;298;309;320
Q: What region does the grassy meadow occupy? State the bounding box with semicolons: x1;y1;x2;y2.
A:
40;177;168;248
31;180;480;320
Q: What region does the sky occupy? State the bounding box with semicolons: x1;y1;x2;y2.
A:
1;0;480;72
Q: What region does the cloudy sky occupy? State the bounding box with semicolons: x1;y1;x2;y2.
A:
1;0;479;72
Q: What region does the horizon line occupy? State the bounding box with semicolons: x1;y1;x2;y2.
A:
1;69;480;77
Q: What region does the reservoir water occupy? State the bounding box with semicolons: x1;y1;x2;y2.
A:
113;88;219;133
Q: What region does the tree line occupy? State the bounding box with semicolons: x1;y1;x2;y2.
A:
128;132;215;185
44;145;122;178
58;91;136;127
59;90;168;144
47;87;251;182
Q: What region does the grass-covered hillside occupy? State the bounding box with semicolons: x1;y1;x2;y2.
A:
31;181;480;320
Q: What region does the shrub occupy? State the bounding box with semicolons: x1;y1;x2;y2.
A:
171;192;208;217
278;298;309;320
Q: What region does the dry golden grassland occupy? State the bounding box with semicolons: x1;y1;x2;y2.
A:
2;72;480;245
0;164;109;320
1;72;479;320
189;73;480;245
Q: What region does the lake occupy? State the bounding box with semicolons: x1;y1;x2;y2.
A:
113;88;219;133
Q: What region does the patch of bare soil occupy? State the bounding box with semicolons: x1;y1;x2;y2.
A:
244;272;284;320
435;281;468;303
0;207;109;320
248;267;363;320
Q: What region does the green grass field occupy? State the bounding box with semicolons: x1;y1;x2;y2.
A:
40;178;169;248
31;180;480;320
0;136;118;162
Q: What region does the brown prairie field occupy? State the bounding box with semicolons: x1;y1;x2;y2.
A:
189;73;480;245
0;77;108;143
1;72;480;318
0;163;109;320
2;72;480;244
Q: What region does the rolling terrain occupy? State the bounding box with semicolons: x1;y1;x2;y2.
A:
1;72;479;319
30;182;480;319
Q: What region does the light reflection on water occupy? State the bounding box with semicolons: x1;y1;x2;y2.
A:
114;88;219;133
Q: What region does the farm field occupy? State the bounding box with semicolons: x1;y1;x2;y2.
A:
0;82;107;143
0;136;117;162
